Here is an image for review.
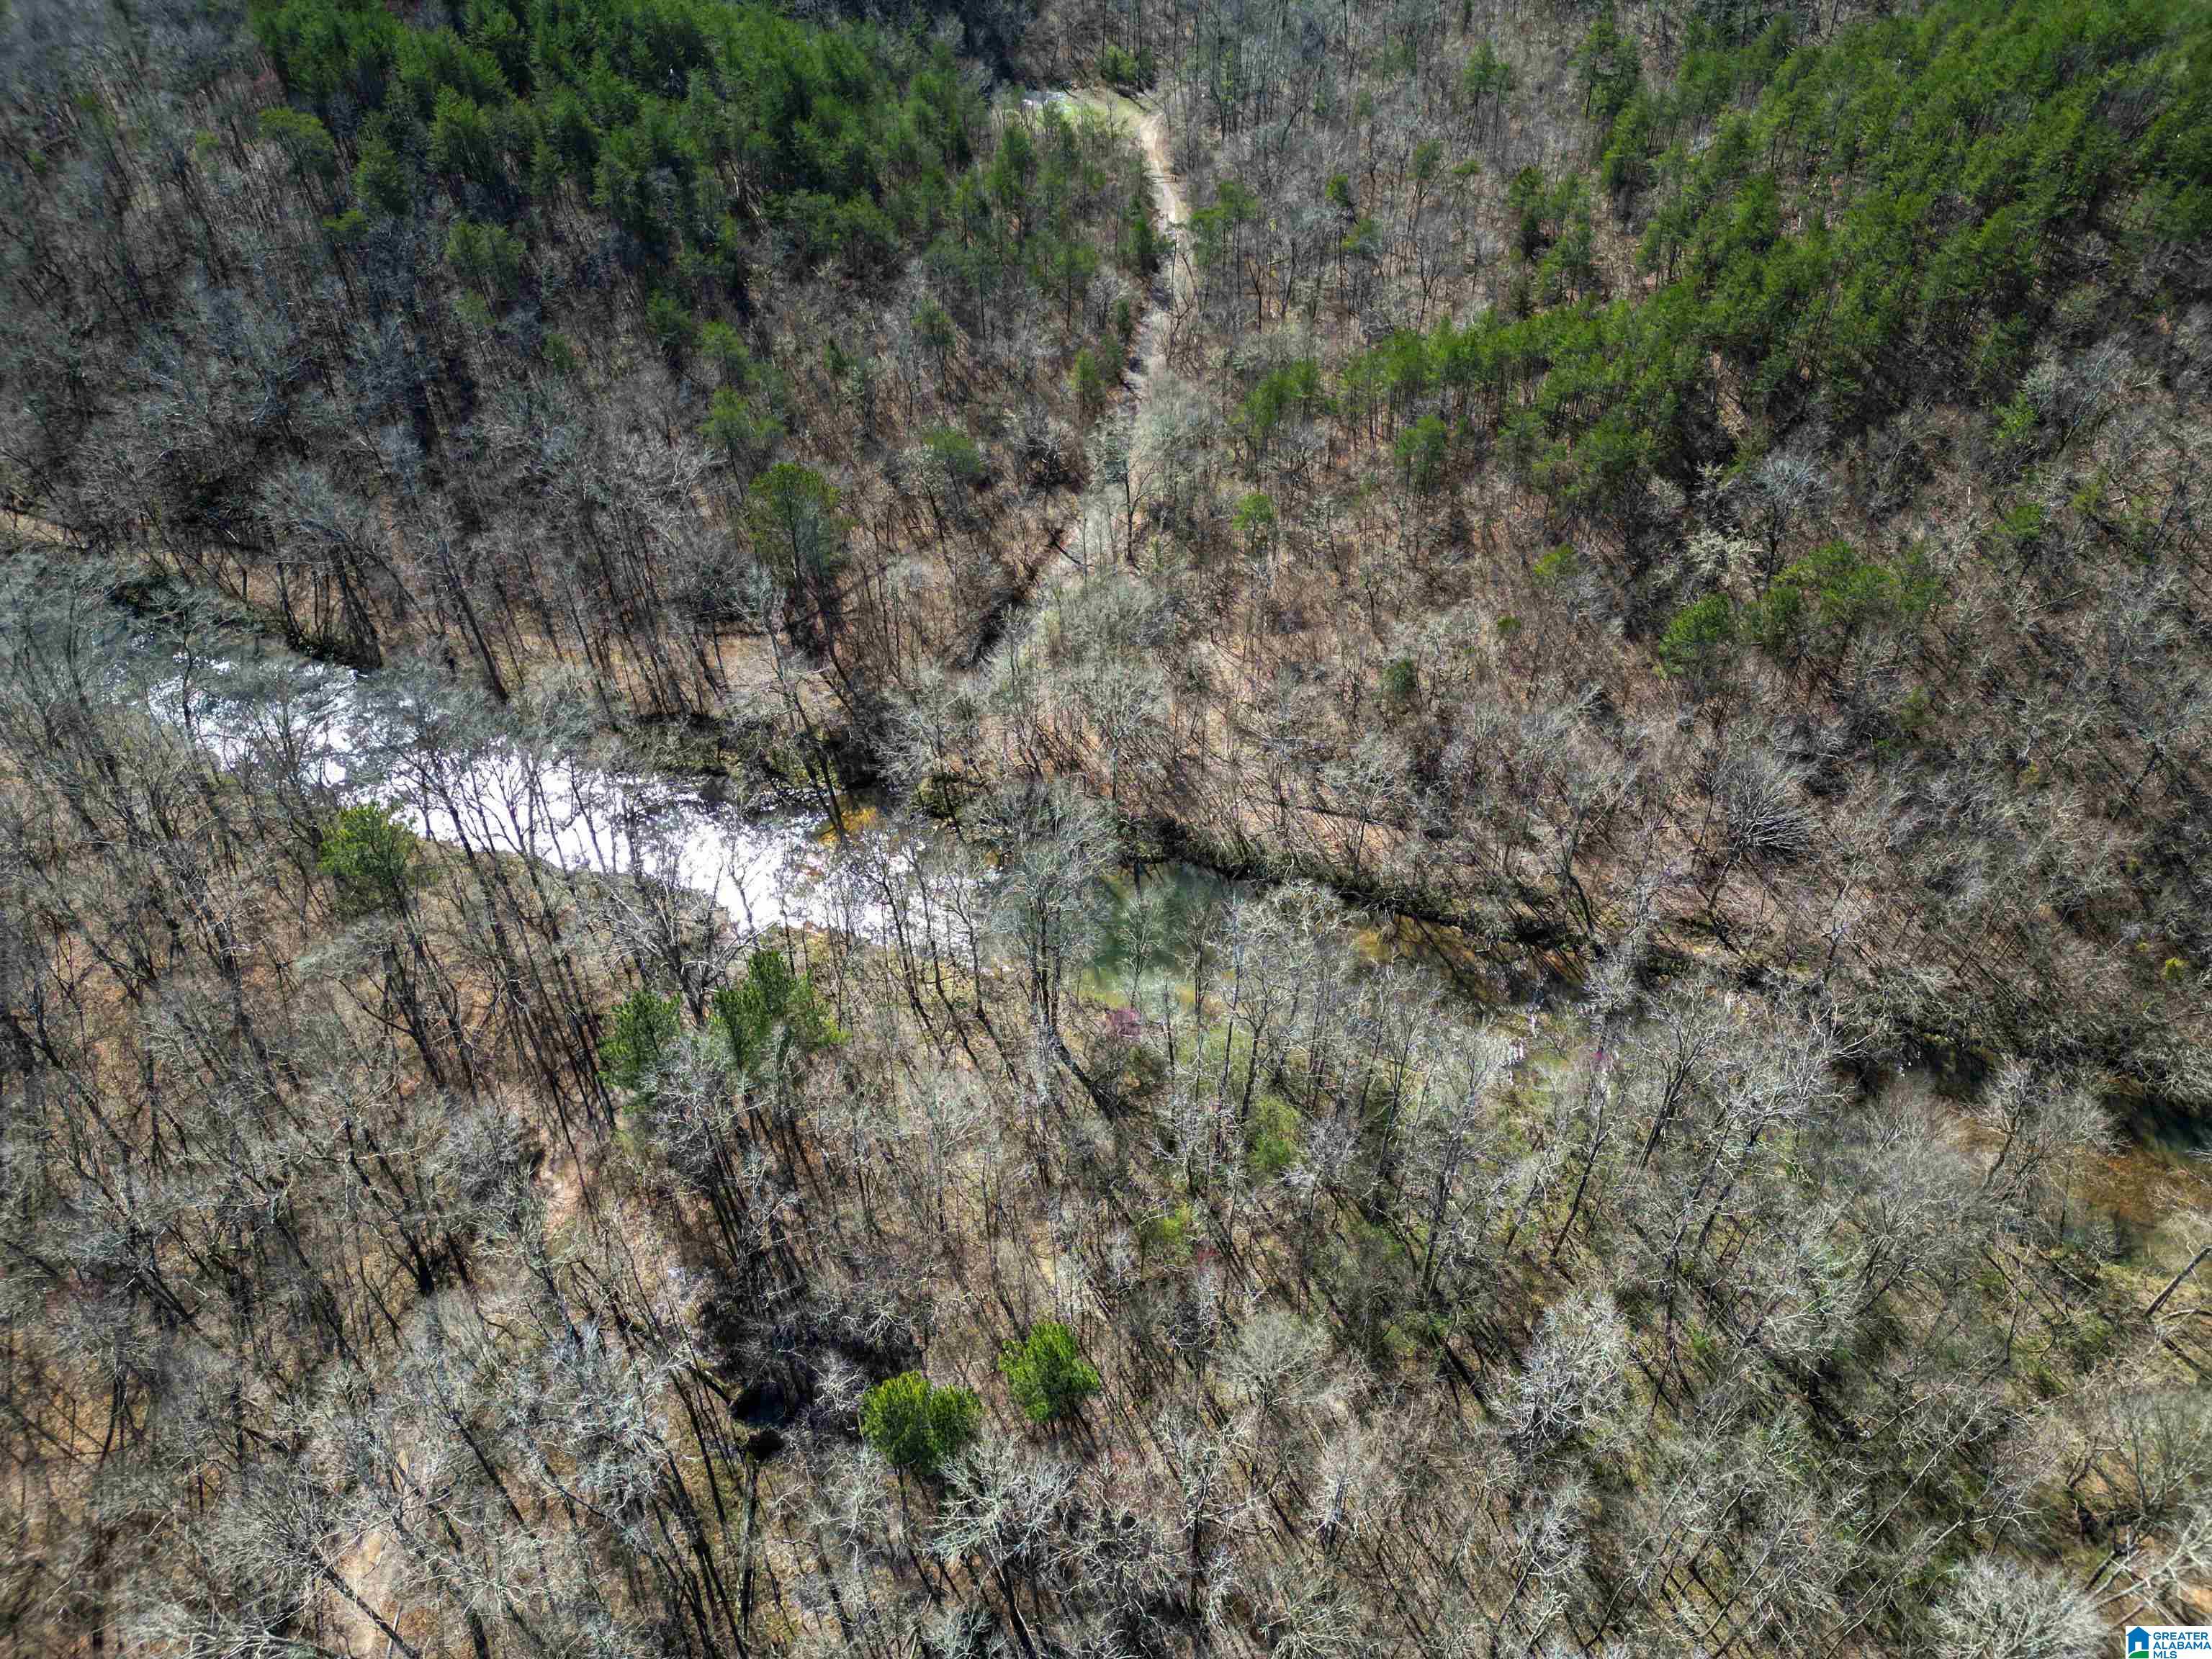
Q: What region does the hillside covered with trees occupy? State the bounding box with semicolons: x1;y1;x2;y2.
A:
3;0;2211;1655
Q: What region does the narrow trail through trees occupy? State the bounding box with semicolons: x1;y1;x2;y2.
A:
1069;87;1191;511
974;89;1192;663
1120;94;1192;382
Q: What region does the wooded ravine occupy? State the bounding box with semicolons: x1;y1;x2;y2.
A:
3;0;2211;1655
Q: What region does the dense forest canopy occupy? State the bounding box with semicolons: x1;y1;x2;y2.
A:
250;0;984;274
3;0;2212;1655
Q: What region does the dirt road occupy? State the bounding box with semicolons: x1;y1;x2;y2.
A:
983;87;1191;644
1069;89;1191;385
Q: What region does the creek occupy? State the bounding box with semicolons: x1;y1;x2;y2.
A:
150;648;878;936
144;637;1352;1016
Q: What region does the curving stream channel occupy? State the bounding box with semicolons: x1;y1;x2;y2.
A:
152;649;877;935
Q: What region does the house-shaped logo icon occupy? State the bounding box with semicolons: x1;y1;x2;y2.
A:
2129;1631;2151;1658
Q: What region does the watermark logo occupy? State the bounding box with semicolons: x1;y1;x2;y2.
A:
2128;1629;2212;1657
